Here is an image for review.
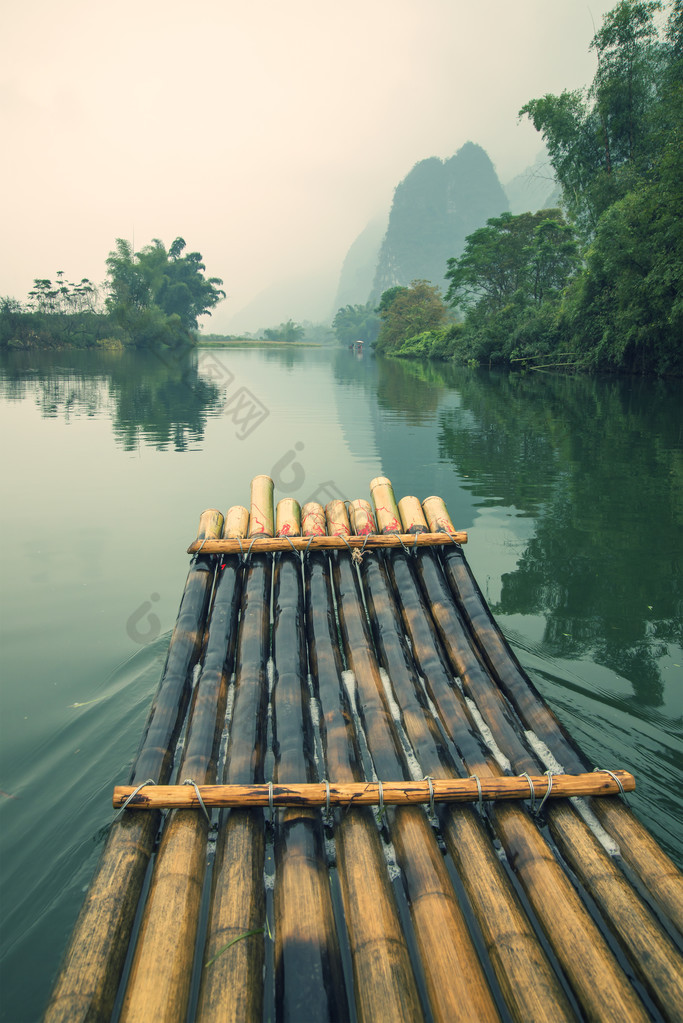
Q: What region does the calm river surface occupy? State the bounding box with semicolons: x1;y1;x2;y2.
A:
0;345;681;1021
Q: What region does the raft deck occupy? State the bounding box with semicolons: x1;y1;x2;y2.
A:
46;476;683;1023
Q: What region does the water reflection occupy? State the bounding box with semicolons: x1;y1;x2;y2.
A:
0;348;223;452
434;368;682;708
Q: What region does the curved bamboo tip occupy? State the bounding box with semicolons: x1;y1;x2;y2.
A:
398;496;428;534
349;499;376;536
196;509;225;542
370;478;402;534
325;499;351;536
249;475;275;537
422;495;456;534
276;499;302;537
370;475;393;491
223;505;249;539
301;502;326;536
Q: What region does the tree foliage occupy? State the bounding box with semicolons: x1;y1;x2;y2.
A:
401;0;682;376
375;280;447;353
332;302;380;345
445;210;579;311
105;237;225;347
260;319;305;342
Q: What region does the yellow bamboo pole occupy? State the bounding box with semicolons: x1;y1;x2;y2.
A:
324;498;351;537
45;509;224;1023
249;475;274;537
224;505;249;538
118;512;247;1023
275;498;301;537
301;501;326;536
397;496;429;534
113;771;635;809
370;475;402;533
348;498;376;536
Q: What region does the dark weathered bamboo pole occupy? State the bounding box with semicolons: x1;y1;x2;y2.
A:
406;540;661;1022
118;508;247;1023
420;516;683;1015
194;533;272;1023
357;545;576;1023
435;524;683;935
271;502;348;1021
385;480;679;1022
333;493;500;1023
304;505;424;1023
387;544;654;1023
44;509;224;1023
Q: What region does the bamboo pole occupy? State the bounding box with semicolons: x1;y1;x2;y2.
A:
302;520;423;1022
357;545;576;1023
249;474;274;537
275;498;301;537
271;534;348;1021
369;475;402;533
195;550;272;1023
114;772;635;809
44;509;224;1023
332;501;500;1023
406;544;658;1022
436;532;683;935
301;501;326;536
348;498;375;536
324;499;351;537
187;532;468;554
118;515;247;1023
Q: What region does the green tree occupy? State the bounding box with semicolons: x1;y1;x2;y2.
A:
261;319;305;342
520;1;663;235
375;280;447;353
332;302;380;345
105;237;225;347
445;211;579;312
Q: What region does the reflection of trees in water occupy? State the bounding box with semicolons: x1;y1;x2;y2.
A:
0;348;223;452
332;350;452;426
437;370;682;707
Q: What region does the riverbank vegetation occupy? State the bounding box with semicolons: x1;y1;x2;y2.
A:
342;0;682;376
1;237;225;352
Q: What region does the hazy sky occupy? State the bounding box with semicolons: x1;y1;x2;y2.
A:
2;0;617;331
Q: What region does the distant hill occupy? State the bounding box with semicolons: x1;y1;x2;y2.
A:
504;150;560;214
369;142;509;301
332;213;388;313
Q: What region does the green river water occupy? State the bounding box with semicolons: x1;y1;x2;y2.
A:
0;345;681;1021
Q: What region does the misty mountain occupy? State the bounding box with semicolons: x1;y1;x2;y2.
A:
504;150;560;214
370;142;509;301
332;213;388;312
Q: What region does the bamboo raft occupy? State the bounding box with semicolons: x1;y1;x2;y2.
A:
46;476;683;1023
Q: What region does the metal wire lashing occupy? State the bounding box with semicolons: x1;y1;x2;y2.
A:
470;774;484;814
594;767;628;802
520;771;536;812
183;778;211;824
537;771;554;814
113;779;156;821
